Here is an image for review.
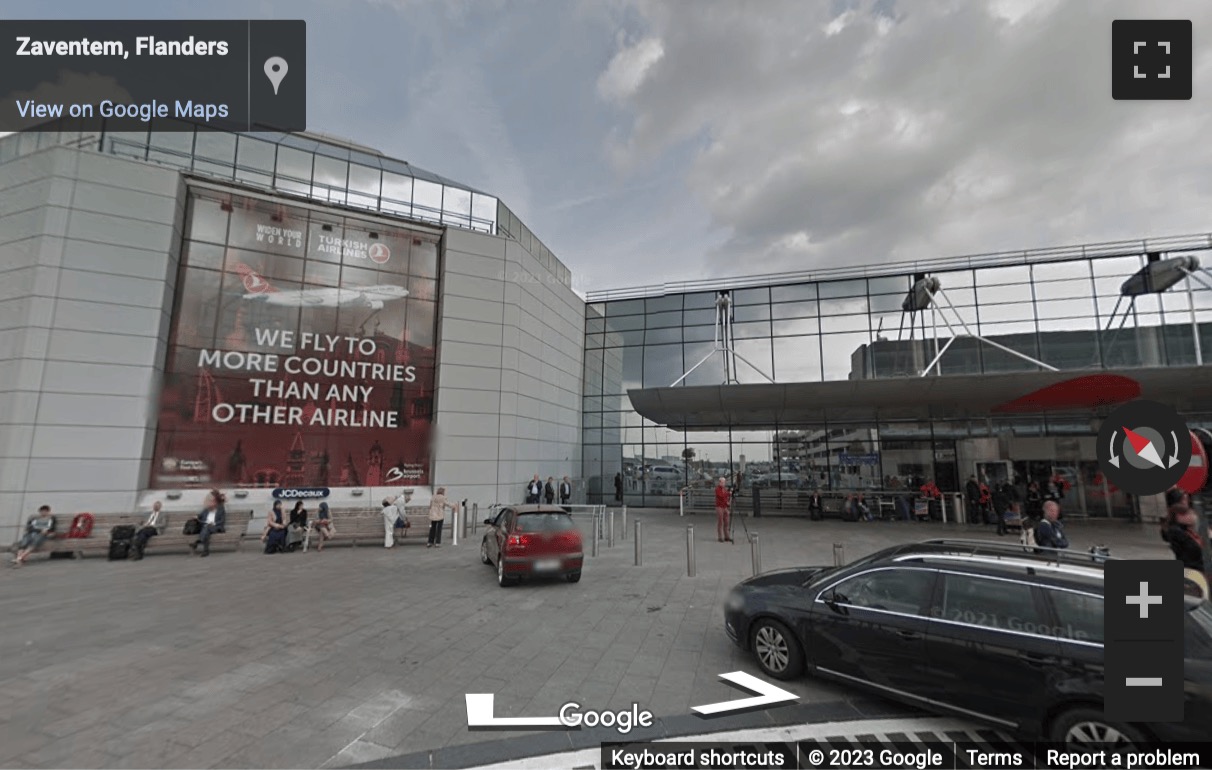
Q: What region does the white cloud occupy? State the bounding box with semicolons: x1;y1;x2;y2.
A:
597;35;664;103
591;0;1212;287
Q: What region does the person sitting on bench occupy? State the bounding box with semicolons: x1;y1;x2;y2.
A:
313;502;334;552
262;500;288;554
132;500;164;560
192;489;227;557
13;505;56;566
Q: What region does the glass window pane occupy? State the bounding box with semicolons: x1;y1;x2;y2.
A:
472;194;497;231
413;180;443;222
733;287;770;305
645;310;683;329
938;575;1046;633
646;326;682;344
381;172;413;216
733;321;772;339
1033;261;1092;282
867;275;911;295
683;291;718;309
820;313;870;333
312;155;349;205
274;146;312;194
605;315;644;333
646;295;682;313
734;304;771;322
821;296;869;315
821;333;871;380
976;265;1032;287
147;130;192;166
643;344;683;388
1048;592;1104;643
772;301;819;321
683;308;717;326
833;569;935;615
735;338;773;380
773;336;822;382
819;279;867;299
681;341;724;385
772;316;820;337
185;195;229;244
193;131;235;178
235;136;275;186
607;299;645;317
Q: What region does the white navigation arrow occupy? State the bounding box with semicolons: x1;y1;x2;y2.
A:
1168;431;1182;467
465;694;564;727
691;671;799;716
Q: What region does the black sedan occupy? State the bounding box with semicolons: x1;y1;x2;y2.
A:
724;540;1212;746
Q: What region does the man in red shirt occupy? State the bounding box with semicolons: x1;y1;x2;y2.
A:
715;477;733;543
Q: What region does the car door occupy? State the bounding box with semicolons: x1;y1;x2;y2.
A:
804;566;939;700
924;571;1063;730
487;508;513;563
1043;587;1105;719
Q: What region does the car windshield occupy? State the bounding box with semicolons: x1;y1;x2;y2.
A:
1187;604;1212;658
515;513;575;532
802;549;890;586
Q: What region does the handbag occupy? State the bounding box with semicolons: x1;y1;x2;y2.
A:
183;519;201;536
395;515;408;529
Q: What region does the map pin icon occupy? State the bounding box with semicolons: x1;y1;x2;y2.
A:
264;57;288;95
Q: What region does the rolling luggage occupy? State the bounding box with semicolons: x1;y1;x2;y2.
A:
109;525;136;561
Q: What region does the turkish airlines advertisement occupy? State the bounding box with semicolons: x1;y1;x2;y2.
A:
149;190;439;490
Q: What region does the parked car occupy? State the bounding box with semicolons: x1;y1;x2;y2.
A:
480;505;584;587
724;539;1212;746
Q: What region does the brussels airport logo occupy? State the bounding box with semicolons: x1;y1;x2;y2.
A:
368;242;391;265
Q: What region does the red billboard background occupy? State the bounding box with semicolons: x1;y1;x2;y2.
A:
150;188;439;490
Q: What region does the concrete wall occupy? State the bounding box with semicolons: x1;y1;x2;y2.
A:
433;228;584;509
0;146;185;540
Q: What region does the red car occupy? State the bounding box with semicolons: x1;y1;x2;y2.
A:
480;505;583;586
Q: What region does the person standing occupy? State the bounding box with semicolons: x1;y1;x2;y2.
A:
526;474;543;504
714;477;732;543
1034;501;1069;551
544;476;556;505
559;476;572;507
614;472;624;503
382;496;401;548
132;500;164;560
965;475;981;519
192;490;226;557
12;505;56;566
1161;505;1205;572
427;487;459;548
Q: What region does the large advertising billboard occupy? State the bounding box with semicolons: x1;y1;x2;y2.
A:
150;187;439;489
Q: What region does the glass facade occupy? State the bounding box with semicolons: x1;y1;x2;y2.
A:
0;117;572;289
582;244;1212;517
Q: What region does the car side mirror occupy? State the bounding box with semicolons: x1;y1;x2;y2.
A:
821;589;848;615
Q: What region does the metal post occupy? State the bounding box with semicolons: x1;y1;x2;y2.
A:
591;511;599;557
608;511;615;548
462;500;470;540
634;521;642;566
680;488;684;517
833;543;845;567
621;506;627;539
750;532;761;576
472;503;478;533
686;524;695;577
452;505;459;547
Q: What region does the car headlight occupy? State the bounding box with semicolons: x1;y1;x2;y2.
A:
726;590;745;611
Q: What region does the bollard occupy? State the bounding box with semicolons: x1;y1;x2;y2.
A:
597;508;605;539
591;512;599;557
621;506;627;540
472;503;478;533
452;506;459;547
686;524;696;577
634;520;642;566
750;532;761;576
608;511;615;548
833;543;845;567
462;500;470;540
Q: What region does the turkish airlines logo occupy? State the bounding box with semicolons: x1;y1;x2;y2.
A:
369;243;391;265
243;271;270;294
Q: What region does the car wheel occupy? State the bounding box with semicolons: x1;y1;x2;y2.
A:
750;618;804;680
1049;707;1149;748
497;555;514;587
480;539;491;565
566;571;581;583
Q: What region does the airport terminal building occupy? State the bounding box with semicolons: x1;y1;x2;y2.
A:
2;122;1212;537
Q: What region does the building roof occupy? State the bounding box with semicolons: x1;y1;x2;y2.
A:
585;232;1212;303
626;366;1212;429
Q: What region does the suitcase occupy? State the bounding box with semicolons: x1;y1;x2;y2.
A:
108;539;132;560
111;525;137;540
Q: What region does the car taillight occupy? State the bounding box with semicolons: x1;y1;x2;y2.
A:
507;534;535;550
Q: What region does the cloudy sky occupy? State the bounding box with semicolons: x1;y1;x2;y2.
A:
4;0;1211;295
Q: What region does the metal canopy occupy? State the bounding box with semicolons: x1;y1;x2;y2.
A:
626;366;1212;430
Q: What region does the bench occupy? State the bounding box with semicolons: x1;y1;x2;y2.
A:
302;507;430;549
10;511;253;560
143;511;253;555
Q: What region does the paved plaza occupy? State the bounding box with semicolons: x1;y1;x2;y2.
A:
0;511;1168;769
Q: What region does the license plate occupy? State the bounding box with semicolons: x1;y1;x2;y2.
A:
533;559;561;571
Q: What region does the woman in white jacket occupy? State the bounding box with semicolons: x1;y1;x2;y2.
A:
428;487;459;548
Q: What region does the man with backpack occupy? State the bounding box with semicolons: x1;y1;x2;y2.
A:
1034;501;1069;552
